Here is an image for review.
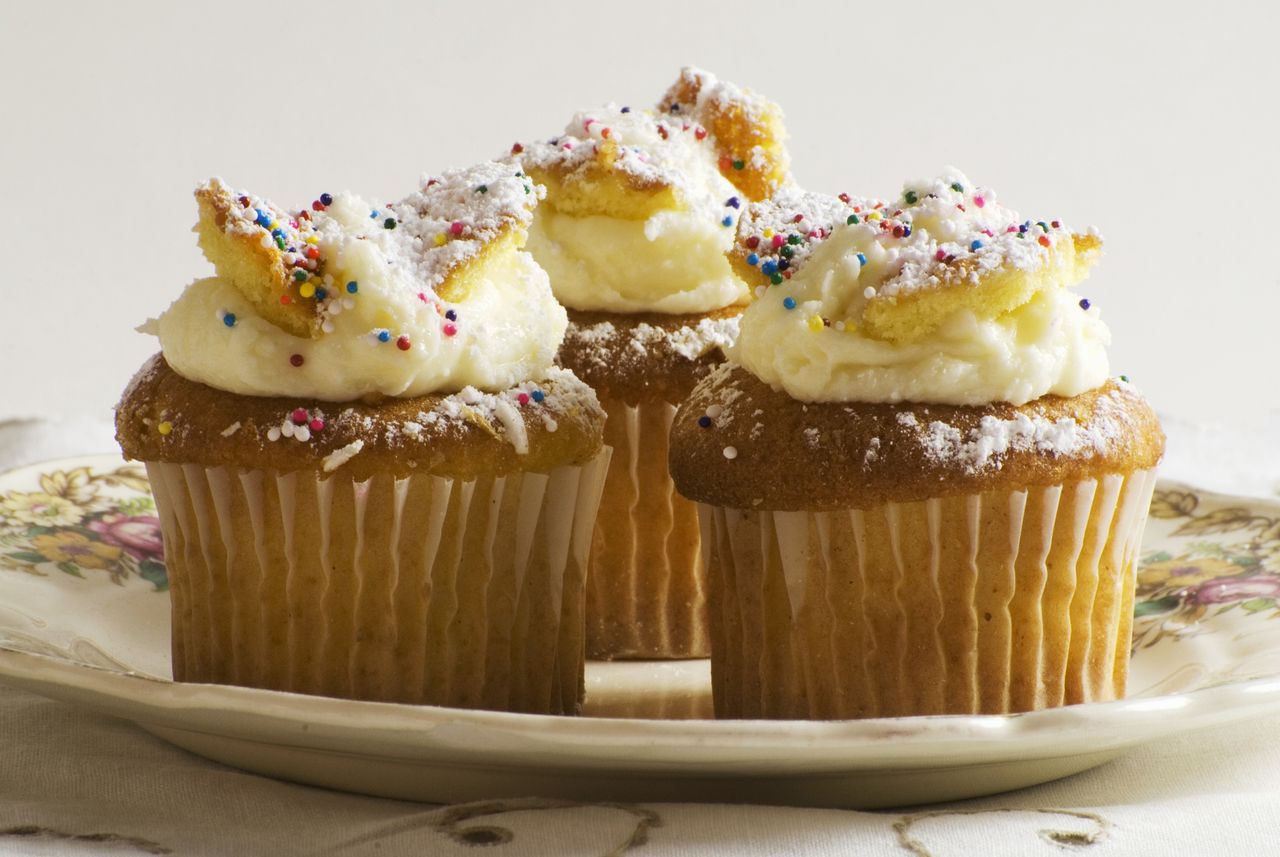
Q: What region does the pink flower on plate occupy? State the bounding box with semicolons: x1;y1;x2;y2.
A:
87;514;164;564
1190;575;1280;606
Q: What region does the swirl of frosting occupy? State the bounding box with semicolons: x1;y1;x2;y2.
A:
151;162;568;402
515;67;788;315
729;169;1110;406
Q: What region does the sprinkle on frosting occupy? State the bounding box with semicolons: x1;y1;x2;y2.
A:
732;187;883;286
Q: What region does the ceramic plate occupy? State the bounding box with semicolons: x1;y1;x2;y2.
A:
1;455;1279;809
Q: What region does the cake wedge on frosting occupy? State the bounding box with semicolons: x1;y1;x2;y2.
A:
117;162;609;714
670;168;1164;719
512;67;790;660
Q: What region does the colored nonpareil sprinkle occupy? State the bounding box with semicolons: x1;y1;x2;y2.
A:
723;446;738;460
697;415;712;428
783;296;797;310
1080;298;1091;310
157;421;173;436
970;240;984;251
346;281;358;294
396;335;412;350
290;354;305;367
221;312;236;327
377;330;391;343
531;389;545;403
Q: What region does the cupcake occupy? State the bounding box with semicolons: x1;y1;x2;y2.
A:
669;170;1164;718
514;67;790;659
116;162;609;715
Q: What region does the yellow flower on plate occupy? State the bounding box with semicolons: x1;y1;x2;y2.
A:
38;467;97;505
1;491;84;527
30;532;122;569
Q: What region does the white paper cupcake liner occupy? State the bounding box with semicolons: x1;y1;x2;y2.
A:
699;469;1158;719
586;398;708;659
145;449;610;715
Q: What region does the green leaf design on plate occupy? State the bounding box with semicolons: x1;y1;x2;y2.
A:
7;551;47;564
138;559;168;592
116;496;156;516
25;526;55;537
56;561;83;578
1241;598;1276;613
1134;595;1181;617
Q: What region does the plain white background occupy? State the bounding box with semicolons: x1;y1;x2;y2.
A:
2;1;1276;430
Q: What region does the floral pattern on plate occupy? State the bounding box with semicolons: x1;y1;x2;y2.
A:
1134;487;1280;651
0;463;166;591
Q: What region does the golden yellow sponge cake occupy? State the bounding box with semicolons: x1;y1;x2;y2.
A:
656;66;790;203
512;67;790;660
670;168;1164;719
118;162;609;715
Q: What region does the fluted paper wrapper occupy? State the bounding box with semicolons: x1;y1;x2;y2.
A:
145;450;610;715
587;398;707;660
699;469;1159;719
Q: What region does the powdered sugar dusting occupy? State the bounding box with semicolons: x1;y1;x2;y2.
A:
563;315;739;373
202;161;542;317
910;391;1132;474
734;167;1097;303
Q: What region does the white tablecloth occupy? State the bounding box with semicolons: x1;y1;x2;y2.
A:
0;417;1277;856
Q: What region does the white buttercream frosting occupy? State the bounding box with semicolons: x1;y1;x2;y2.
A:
519;104;751;314
153;163;567;401
731;168;1110;406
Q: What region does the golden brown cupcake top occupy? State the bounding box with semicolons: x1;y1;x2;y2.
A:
118;355;604;481
557;306;744;404
670;364;1164;511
